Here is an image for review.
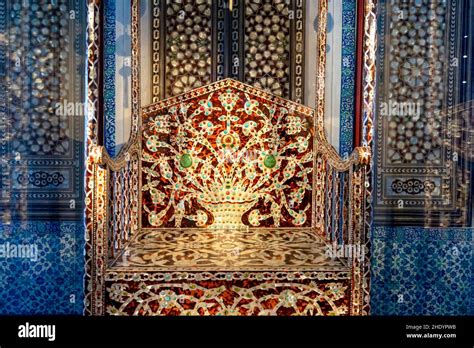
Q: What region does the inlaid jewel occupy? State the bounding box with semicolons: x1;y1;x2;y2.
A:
180;154;192;168
264;154;276;168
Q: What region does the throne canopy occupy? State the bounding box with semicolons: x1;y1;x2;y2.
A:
141;79;317;230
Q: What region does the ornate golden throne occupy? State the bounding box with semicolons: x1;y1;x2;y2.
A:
84;0;375;316
86;79;371;316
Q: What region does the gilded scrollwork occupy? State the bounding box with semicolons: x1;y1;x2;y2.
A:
105;280;349;316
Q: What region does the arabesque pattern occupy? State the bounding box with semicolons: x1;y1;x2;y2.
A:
142;81;314;229
111;228;348;271
105;279;350;316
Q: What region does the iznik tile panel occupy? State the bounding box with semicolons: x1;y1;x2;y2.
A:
371;226;473;316
0;221;84;315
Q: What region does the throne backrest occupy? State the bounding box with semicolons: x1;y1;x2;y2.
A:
141;79;317;229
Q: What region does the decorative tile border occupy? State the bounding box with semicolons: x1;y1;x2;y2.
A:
372;226;473;242
103;0;116;157
339;0;356;157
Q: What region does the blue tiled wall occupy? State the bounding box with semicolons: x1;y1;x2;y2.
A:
0;221;84;315
0;0;86;315
371;227;473;315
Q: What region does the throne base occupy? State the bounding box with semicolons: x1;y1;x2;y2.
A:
104;228;352;316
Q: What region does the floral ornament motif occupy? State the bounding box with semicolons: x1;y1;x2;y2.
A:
148;115;171;133
242;121;258;136
244;162;257;180
286;115;305;135
158;290;178;309
288;207;309;226
150;187;166;205
243;97;265;117
289;175;312;205
144;207;163;227
108;283;128;302
186;209;208;227
141;83;314;228
145;135;160;152
198;120;216;135
325;283;347;301
295;136;310;153
191;94;216;118
159;158;173;179
279;290;298;307
197;99;214;116
218;88;240;112
216;130;241;153
198;159;213;181
248;210;262;226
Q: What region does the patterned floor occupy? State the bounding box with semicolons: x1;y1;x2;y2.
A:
110;228;349;272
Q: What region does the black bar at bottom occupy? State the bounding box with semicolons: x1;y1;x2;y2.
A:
0;316;472;346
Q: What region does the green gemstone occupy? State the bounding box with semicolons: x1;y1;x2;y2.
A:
264;155;276;168
180;154;192;168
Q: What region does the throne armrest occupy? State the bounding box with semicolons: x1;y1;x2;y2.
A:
320;144;371;172
90;143;141;170
313;140;371;253
313;142;371;316
88;142;141;264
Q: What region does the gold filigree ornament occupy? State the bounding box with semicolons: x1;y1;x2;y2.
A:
142;83;315;229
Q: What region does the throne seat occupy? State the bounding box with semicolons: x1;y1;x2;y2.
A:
110;228;348;272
